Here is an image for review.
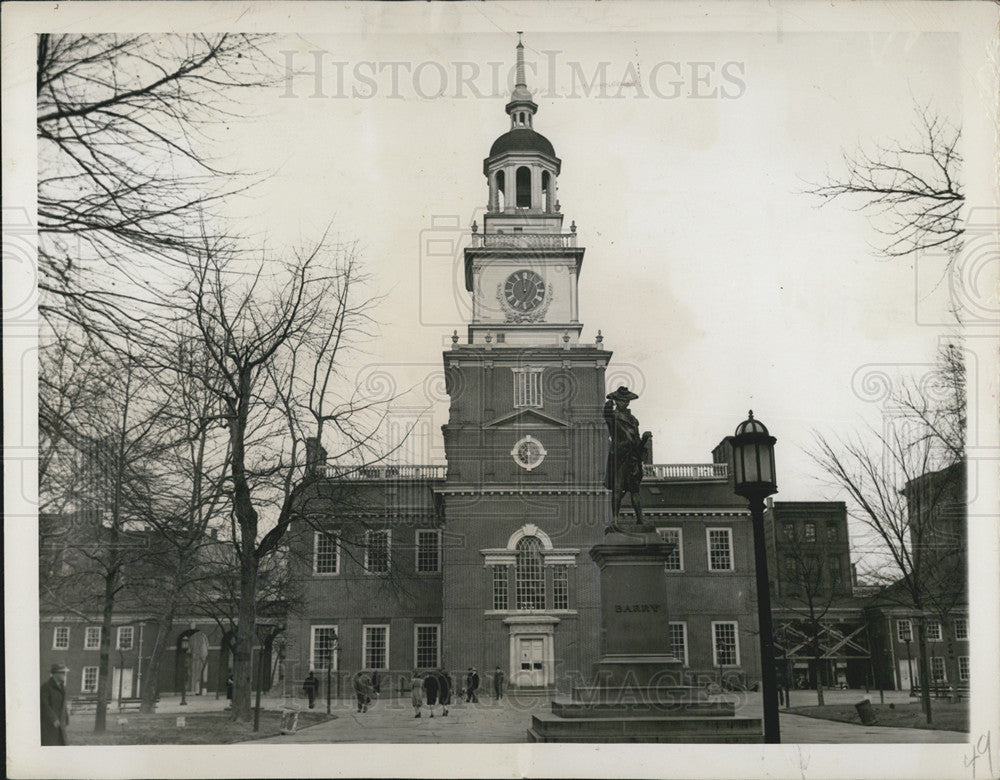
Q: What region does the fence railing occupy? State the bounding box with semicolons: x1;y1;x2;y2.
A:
642;463;729;480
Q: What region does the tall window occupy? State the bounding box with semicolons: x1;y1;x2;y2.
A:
85;626;102;650
515;536;545;610
81;666;99;693
930;656;946;682
513;369;542;408
414;625;440;669
552;565;569;610
363;625;389;669
416;530;441;573
958;656;970;682
712;622;740;666
826;524;839;543
493;566;509;611
310;625;338;670
803;523;816;542
117;626;134;651
669;622;688;666
926;621;942;641
516;166;531;208
896;619;912;643
657;528;683;571
954;618;968;640
364;530;390;574
707;529;733;571
53;627;70;650
313;531;339;575
782;523;794;541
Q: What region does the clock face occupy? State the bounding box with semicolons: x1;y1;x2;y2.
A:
504;270;546;312
511;435;546;471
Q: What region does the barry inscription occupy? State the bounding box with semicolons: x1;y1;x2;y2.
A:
614;604;662;614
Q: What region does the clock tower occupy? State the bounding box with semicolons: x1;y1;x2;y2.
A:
439;36;610;688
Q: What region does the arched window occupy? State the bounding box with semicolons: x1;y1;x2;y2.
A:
541;171;551;212
495;170;505;210
515;536;545;610
516;166;531;208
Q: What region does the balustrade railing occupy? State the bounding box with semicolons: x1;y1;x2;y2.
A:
321;464;447;480
642;463;729;480
470;232;577;249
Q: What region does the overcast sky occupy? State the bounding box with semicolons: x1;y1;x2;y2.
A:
209;26;966;508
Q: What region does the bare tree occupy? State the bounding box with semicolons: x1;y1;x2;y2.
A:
36;33;273;337
805;104;963;259
183;234;403;721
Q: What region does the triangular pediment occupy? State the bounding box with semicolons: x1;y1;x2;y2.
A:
483;408;570;429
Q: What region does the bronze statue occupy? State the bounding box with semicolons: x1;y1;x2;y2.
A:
603;386;652;527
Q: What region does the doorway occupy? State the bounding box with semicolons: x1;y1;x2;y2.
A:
516;636;545;687
111;667;133;702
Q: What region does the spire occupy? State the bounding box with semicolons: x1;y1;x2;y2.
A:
506;32;537;128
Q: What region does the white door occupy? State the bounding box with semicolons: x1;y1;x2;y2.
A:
112;667;134;702
516;637;545;687
898;659;918;690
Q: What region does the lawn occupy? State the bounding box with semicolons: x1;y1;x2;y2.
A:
66;710;334;745
788;701;969;733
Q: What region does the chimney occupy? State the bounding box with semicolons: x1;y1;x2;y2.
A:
305;437;328;475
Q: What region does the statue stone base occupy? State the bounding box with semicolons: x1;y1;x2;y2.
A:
527;529;763;743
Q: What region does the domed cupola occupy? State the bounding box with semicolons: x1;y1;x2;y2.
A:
484;34;561;214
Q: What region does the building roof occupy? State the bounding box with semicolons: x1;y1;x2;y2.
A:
489;128;556;158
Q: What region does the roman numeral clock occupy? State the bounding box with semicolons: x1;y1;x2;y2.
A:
499;269;553;322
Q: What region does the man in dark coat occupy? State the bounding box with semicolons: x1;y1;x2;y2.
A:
302;671;320;709
423;669;440;717
465;667;479;703
41;663;70;746
493;665;506;700
436;669;451;716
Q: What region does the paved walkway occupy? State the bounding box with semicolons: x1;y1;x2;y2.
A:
249;690;968;745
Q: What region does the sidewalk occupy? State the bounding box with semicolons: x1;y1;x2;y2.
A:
254;690;969;745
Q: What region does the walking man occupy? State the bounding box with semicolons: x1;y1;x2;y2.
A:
424;668;440;717
41;663;70;746
353;670;374;713
437;668;451;716
493;665;505;700
302;670;320;709
465;667;480;703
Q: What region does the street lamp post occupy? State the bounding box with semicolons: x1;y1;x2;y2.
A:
729;410;781;744
179;636;190;707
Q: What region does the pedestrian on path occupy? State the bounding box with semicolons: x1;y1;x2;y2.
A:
303;671;320;709
424;669;440;717
436;669;451;716
353;670;374;713
411;671;425;718
41;663;70;746
465;667;480;703
493;666;505;700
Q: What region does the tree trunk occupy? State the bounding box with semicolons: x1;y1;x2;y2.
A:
915;619;933;724
94;571;116;733
141;611;175;713
230;551;258;722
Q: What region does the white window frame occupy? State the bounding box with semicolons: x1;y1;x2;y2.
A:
711;621;741;667
926;620;942;641
803;522;816;542
706;528;734;572
81;666;99;693
415;529;441;574
954;617;968;641
669;621;689;667
930;656;946;682
310;625;339;671
512;368;543;408
657;527;684;572
413;624;441;670
896;619;912;643
492;565;509;611
116;626;134;651
313;531;340;576
53;626;70;650
552;564;569;610
84;626;102;650
364;529;391;574
362;624;390;670
958;656;970;682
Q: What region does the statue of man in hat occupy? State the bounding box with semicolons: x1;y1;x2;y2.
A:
603;386;652;527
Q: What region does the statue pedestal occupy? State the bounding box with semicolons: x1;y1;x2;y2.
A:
527;528;763;743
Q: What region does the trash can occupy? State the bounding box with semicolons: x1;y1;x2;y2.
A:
280;707;300;734
855;698;877;725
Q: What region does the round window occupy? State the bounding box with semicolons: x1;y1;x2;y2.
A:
511;435;546;471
